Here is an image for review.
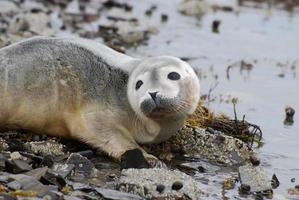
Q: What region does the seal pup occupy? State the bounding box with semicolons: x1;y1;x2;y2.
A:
0;36;200;167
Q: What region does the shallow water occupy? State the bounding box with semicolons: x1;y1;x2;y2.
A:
127;0;299;198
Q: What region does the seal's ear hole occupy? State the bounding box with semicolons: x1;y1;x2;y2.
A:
168;72;181;81
135;80;143;90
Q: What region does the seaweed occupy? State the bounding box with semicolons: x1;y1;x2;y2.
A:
186;101;263;148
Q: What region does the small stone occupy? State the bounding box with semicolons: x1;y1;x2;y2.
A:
50;163;74;178
156;184;165;193
250;155;260;166
198;166;206;173
10;152;22;160
67;181;91;190
66;153;94;177
161;14;168;22
0;175;8;182
32;135;40;141
121;31;145;45
7;180;21;190
214;135;226;144
239;184;251;195
119;168;200;199
271;174;280;189
41;155;54;168
288;187;299;195
284;106;295;125
7;139;26;152
26;140;65;156
291;178;295;182
212;20;221;33
25;167;48;180
285;106;295;117
41;171;66;189
9;174;50;197
6;159;32;173
239;164;272;192
223;178;235;190
0;193;15;200
172;181;183;190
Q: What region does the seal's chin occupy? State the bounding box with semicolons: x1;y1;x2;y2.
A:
146;107;173;119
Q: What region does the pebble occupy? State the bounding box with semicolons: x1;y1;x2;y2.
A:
118;168;201;199
66;153;95;177
6;159;32;173
239;184;251;195
156;184;165;193
239;163;272;192
172;181;184;190
0;175;8;182
41;155;54;168
271;174;280;189
7;180;21;190
25;167;49;180
10;152;22;160
212;20;221;33
198;166;206;173
50;163;75;179
26;140;65;156
250;155;260;166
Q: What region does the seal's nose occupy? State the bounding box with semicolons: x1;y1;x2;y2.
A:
149;92;158;101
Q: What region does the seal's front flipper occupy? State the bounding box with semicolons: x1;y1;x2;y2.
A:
120;149;167;169
120;149;150;169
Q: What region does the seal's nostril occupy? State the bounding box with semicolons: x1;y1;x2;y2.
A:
149;92;158;101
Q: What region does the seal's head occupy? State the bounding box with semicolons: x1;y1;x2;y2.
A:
128;56;200;141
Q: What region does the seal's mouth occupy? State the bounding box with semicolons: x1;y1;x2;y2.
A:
146;107;173;119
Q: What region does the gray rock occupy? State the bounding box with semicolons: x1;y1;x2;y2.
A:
239;163;272;192
50;163;74;178
0;193;15;200
6;159;32;173
118;168;201;200
0;174;9;182
9;174;50;197
7;180;21;190
67;181;92;190
146;126;253;166
25;167;49;180
95;187;142;200
66;153;95;177
25;140;65;157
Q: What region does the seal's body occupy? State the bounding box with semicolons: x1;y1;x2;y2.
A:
0;37;200;164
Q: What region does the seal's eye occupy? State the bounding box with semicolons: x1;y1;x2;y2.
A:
168;72;181;80
135;80;143;90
